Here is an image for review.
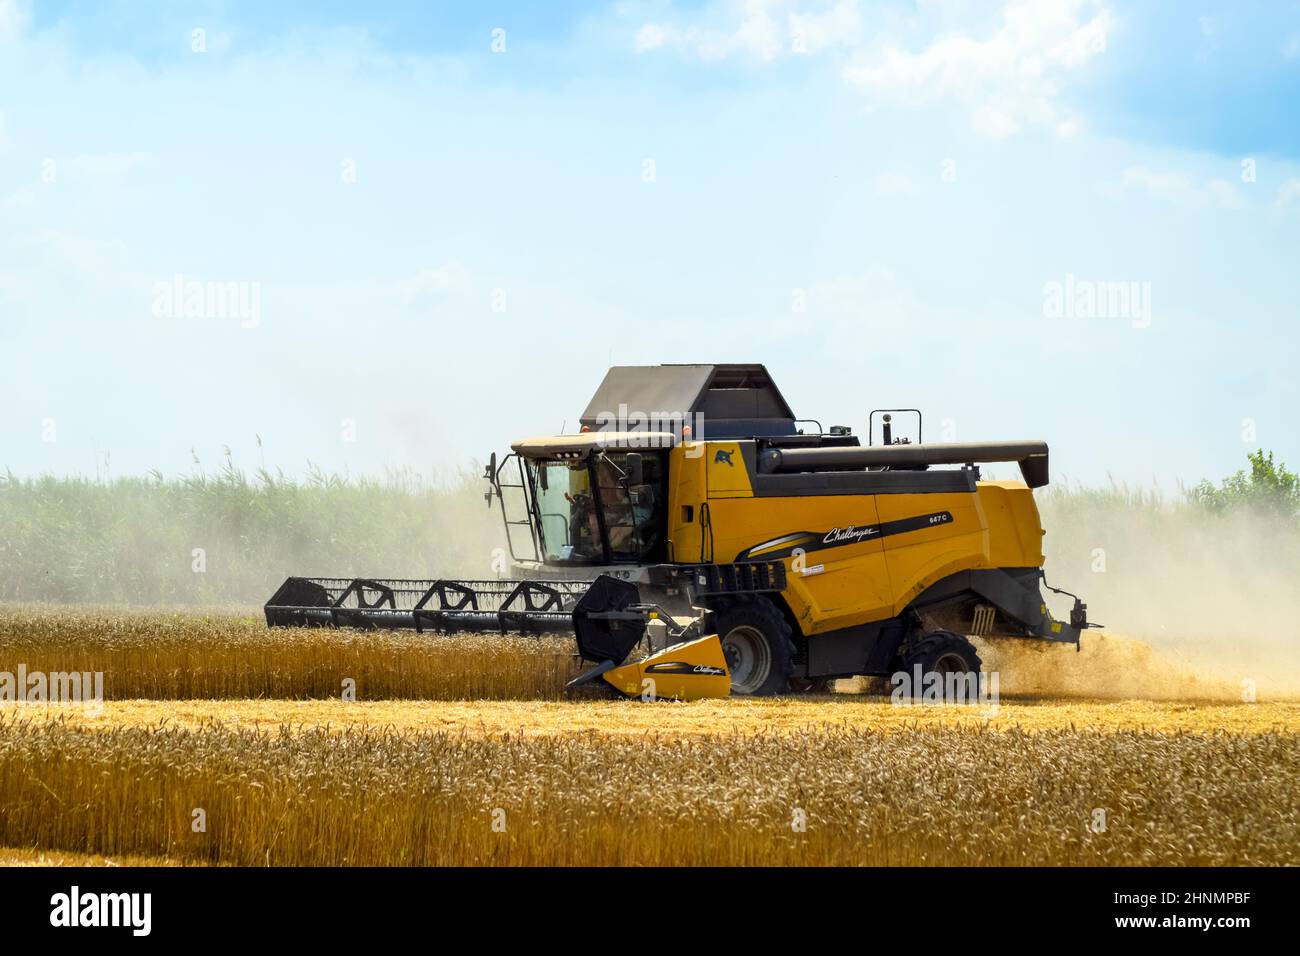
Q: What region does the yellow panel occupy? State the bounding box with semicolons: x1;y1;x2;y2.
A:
788;553;895;634
666;444;708;564
875;491;988;613
977;481;1045;567
704;442;753;498
706;495;894;633
602;635;731;700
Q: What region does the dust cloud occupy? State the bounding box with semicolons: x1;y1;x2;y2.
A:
1012;493;1300;700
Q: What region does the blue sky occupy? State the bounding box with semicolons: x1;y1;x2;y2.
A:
1;0;1298;487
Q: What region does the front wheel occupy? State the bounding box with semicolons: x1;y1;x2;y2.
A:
712;599;794;696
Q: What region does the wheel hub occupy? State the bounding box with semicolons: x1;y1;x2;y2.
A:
934;652;969;676
720;625;772;695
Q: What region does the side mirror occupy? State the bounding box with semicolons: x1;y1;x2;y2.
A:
483;452;498;507
625;452;644;486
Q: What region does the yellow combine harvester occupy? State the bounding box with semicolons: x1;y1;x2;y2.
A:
267;364;1095;700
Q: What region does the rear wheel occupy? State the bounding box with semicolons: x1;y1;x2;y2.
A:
789;677;835;694
712;599;794;696
899;630;982;699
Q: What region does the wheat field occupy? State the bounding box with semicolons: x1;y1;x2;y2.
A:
18;697;1300;737
1;606;1297;866
0;606;580;700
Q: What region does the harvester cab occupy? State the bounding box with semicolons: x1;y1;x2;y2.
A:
498;439;669;567
266;363;1098;701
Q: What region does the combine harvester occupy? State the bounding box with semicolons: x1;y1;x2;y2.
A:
266;364;1096;699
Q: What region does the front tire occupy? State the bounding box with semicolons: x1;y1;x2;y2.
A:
712;599;794;696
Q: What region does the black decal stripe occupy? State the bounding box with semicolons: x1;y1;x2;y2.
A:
876;511;955;538
735;511;953;562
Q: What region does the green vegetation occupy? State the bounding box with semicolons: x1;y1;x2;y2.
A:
0;460;501;605
0;450;1295;609
1190;449;1300;519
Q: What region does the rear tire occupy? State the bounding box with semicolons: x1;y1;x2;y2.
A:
712;599;794;696
899;630;982;699
789;677;834;694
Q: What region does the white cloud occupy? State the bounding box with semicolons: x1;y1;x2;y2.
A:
1055;115;1082;138
789;1;863;56
0;153;151;206
635;0;860;62
0;0;27;42
1106;165;1243;210
972;104;1022;138
635;24;667;53
725;2;783;60
632;0;1109;137
871;171;916;196
841;0;1111;138
1;185;35;210
1276;179;1300;208
1284;34;1300;59
5;229;134;298
63;152;155;181
395;261;470;308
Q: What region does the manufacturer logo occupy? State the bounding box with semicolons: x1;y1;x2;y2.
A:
645;662;727;676
713;449;735;467
823;525;879;545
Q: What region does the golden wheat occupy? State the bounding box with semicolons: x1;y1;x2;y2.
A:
4;605;1297;867
0;714;1295;866
0;846;200;867
0;606;579;700
3;607;1285;704
20;697;1300;737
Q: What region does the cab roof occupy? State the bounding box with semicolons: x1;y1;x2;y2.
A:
578;364;797;439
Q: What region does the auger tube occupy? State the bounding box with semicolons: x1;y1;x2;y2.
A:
757;440;1050;487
